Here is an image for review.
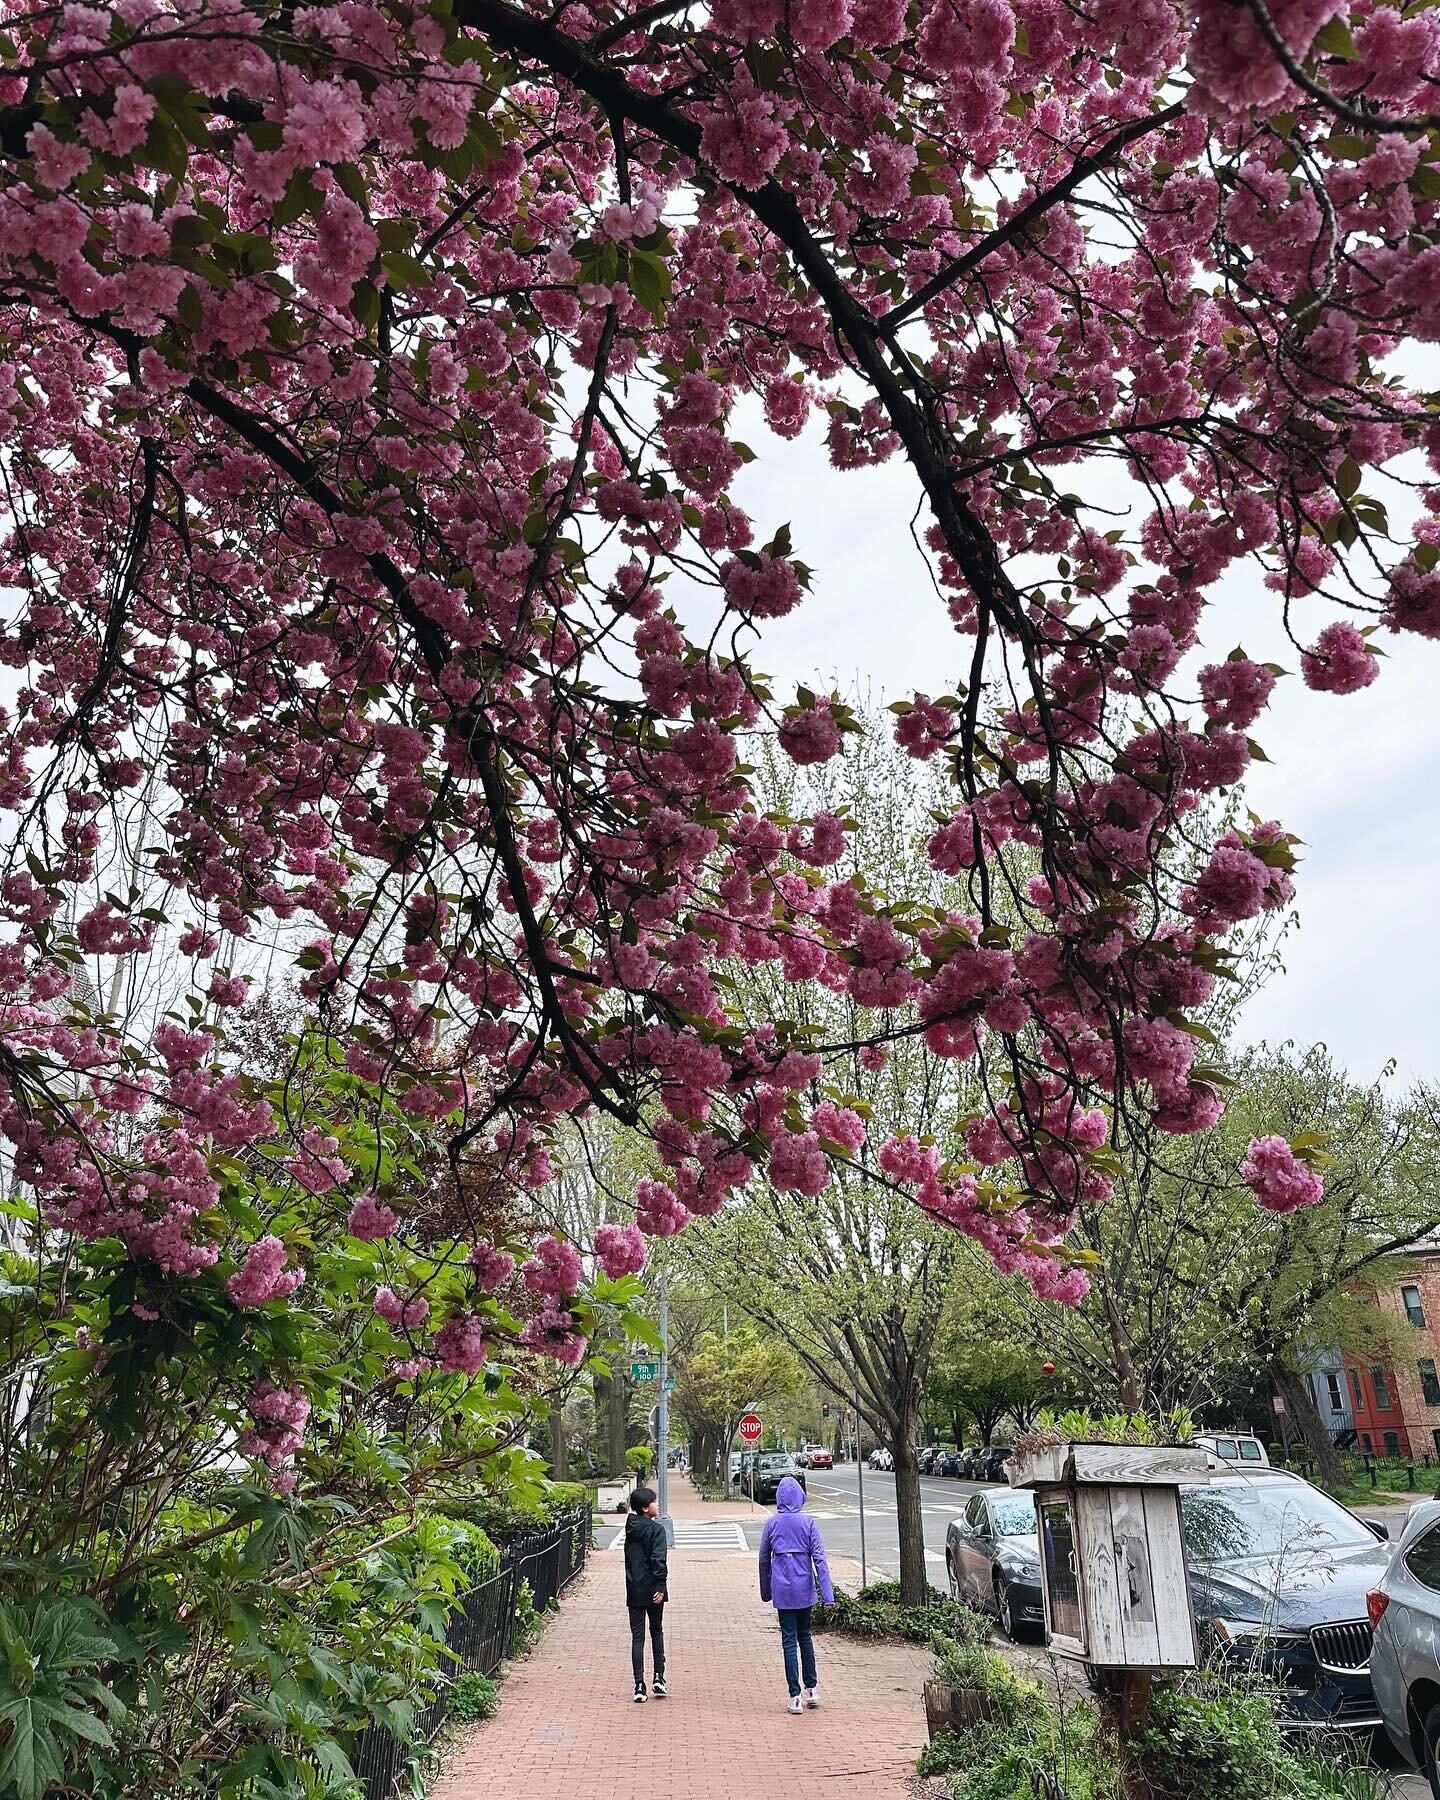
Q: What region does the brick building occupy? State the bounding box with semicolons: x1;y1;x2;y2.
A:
1307;1245;1440;1461
1370;1247;1440;1460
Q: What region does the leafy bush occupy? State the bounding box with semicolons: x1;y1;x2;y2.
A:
1133;1674;1386;1800
814;1581;987;1646
916;1674;1118;1800
0;1596;127;1800
626;1446;653;1479
931;1640;1024;1725
446;1671;499;1723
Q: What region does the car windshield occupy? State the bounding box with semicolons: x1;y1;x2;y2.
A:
758;1454;792;1470
1182;1482;1373;1561
991;1494;1036;1536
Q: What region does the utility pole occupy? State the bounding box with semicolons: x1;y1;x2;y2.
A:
854;1388;868;1588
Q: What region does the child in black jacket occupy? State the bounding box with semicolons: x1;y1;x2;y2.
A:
623;1487;669;1701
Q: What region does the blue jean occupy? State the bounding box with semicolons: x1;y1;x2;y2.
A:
778;1606;817;1697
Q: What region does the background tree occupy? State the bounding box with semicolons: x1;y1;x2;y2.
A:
669;1323;804;1481
1002;1045;1440;1483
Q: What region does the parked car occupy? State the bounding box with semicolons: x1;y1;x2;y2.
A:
956;1446;983;1478
729;1449;743;1483
868;1446;893;1472
1182;1468;1390;1729
735;1449;758;1491
970;1445;1012;1483
804;1443;834;1470
937;1449;964;1477
946;1487;1046;1639
919;1446;944;1474
1196;1431;1270;1467
793;1448;810;1467
1366;1498;1440;1778
752;1450;807;1504
949;1466;1390;1728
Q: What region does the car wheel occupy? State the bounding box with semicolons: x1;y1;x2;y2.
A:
947;1554;960;1602
1422;1701;1440;1800
994;1574;1015;1638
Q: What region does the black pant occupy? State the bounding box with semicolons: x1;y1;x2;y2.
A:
628;1600;665;1685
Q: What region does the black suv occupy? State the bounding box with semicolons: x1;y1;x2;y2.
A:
752;1451;807;1504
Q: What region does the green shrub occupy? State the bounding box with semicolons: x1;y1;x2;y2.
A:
916;1676;1117;1800
447;1670;499;1722
931;1639;1024;1725
917;1732;972;1777
1133;1674;1385;1800
813;1581;987;1646
626;1446;653;1479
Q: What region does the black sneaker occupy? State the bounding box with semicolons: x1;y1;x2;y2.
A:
633;1683;647;1704
653;1675;668;1698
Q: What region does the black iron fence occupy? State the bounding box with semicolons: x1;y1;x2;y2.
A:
352;1506;590;1800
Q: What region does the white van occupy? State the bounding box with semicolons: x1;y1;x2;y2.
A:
1196;1430;1269;1466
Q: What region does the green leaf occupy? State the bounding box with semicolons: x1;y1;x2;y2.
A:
1312;16;1359;58
628;248;673;319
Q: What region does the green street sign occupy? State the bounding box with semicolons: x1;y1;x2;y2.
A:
630;1360;659;1381
664;1377;675;1393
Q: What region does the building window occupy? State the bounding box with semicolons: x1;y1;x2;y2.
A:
1324;1370;1346;1413
1362;1432;1373;1450
1384;1431;1401;1456
1349;1368;1364;1409
1420;1358;1440;1407
1372;1365;1392;1410
1405;1284;1428;1328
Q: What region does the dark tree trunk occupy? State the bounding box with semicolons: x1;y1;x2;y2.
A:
607;1371;628;1474
1101;1279;1142;1412
1273;1361;1346;1487
549;1402;568;1481
893;1402;927;1606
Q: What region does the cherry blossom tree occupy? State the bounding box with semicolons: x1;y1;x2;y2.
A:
1;0;1437;1448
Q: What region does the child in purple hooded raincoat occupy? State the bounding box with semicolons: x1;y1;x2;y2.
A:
758;1474;835;1714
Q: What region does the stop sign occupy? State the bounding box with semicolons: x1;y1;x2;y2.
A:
738;1412;762;1446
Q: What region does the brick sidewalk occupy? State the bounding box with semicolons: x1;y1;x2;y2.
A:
430;1477;933;1799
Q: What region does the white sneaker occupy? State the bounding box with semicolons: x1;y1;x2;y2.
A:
788;1695;804;1715
804;1687;820;1709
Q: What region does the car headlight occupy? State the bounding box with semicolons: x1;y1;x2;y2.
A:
1212;1618;1305;1647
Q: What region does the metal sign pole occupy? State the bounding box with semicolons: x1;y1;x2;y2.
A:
854;1390;867;1589
658;1268;670;1524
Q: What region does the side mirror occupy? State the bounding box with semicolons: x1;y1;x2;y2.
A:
1364;1519;1391;1541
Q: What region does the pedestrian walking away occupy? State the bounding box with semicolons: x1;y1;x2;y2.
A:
758;1474;834;1714
623;1485;669;1703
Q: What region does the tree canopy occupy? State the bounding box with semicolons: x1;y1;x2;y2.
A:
2;0;1439;1476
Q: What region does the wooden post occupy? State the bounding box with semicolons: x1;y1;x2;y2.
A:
1118;1669;1152;1737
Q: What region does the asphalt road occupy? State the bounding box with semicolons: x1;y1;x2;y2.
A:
798;1463;993;1583
596;1463;997;1584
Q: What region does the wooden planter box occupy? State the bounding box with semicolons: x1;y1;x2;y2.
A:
923;1680;993;1741
1006;1441;1207;1672
1008;1442;1211;1490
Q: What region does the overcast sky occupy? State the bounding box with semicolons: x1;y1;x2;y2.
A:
726;409;1440;1090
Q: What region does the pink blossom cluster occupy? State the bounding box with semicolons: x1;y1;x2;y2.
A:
1241;1136;1326;1213
374;1286;430;1330
594;1222;648;1279
522;1235;584;1298
347;1194;398;1241
434;1312;489;1376
240;1381;310;1491
469;1244;517;1291
227;1236;306;1309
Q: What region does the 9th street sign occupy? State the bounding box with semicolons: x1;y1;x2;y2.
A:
630;1360;659;1381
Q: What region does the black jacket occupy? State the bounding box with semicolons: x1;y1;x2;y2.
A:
624;1511;669;1606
